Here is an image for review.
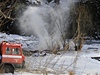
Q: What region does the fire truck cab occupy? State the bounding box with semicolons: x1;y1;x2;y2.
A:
0;41;25;73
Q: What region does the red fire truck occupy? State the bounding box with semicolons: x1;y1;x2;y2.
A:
0;41;25;73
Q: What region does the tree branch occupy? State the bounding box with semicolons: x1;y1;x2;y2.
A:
0;9;15;20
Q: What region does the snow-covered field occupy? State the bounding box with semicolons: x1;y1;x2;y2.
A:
0;33;100;75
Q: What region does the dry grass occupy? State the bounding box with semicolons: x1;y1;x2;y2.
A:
68;70;75;75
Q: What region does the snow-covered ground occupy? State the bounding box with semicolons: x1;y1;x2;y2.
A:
0;33;100;75
0;32;39;50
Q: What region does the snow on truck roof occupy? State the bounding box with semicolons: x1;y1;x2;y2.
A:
2;41;22;46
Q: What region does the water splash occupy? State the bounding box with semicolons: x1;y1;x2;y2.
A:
19;0;75;50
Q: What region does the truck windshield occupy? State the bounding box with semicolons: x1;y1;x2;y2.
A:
6;47;11;54
6;47;20;55
12;48;20;54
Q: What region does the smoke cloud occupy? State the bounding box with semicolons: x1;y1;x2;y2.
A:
19;0;75;50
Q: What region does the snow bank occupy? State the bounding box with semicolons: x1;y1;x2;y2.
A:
0;33;38;50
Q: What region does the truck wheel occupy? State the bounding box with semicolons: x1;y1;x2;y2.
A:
3;65;14;74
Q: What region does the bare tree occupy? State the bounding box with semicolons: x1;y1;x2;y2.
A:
73;3;92;50
0;0;18;31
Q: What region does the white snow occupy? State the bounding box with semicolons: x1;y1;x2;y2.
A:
0;32;38;50
0;33;100;75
